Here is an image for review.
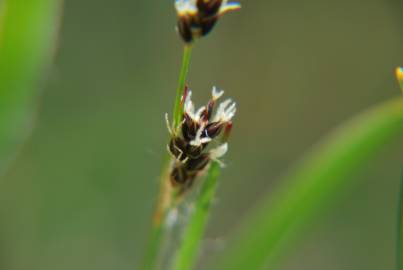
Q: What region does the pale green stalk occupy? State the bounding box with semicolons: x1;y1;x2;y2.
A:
213;96;403;270
170;161;220;270
140;156;172;270
141;45;193;270
173;45;193;129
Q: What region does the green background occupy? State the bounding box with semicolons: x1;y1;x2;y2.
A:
1;0;403;269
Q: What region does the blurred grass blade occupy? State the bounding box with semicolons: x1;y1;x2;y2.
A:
0;0;61;175
213;97;403;270
171;161;220;270
394;68;402;270
398;168;403;270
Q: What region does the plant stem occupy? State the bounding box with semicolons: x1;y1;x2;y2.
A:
140;157;172;270
171;161;221;270
173;45;193;129
141;222;164;270
141;45;193;270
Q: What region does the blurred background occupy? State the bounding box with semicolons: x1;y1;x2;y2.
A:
1;0;403;269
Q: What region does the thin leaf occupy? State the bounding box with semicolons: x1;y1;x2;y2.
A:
213;96;403;270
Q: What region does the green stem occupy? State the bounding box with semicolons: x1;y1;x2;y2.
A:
173;45;193;129
171;161;221;270
141;224;163;270
141;45;193;270
140;158;171;270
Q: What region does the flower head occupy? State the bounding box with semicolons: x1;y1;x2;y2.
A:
166;86;236;194
175;0;241;43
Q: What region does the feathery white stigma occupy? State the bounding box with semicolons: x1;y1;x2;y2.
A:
195;106;207;122
190;123;212;146
184;90;196;118
212;86;224;100
210;143;228;159
219;1;241;15
213;98;236;122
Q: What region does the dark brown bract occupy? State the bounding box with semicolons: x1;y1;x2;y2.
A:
166;86;236;194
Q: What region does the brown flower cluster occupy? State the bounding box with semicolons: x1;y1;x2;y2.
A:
166;86;236;194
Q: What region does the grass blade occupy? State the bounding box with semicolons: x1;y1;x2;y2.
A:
213;96;403;270
0;0;61;175
398;168;403;270
171;161;221;270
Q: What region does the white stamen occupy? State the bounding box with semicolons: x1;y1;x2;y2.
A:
184;90;210;123
199;137;212;144
210;143;228;160
165;113;173;135
175;0;197;15
184;90;196;118
213;98;237;122
190;123;211;146
195;106;206;121
174;144;184;160
222;102;236;122
219;1;241;15
212;86;224;100
167;144;175;158
216;99;232;116
184;90;192;110
176;0;240;17
182;157;189;164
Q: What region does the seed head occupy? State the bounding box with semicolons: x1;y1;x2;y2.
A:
175;0;241;43
166;86;236;194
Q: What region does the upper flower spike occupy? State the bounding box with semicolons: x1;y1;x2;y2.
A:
175;0;241;43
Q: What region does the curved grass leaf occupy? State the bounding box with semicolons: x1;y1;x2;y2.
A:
212;96;403;270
